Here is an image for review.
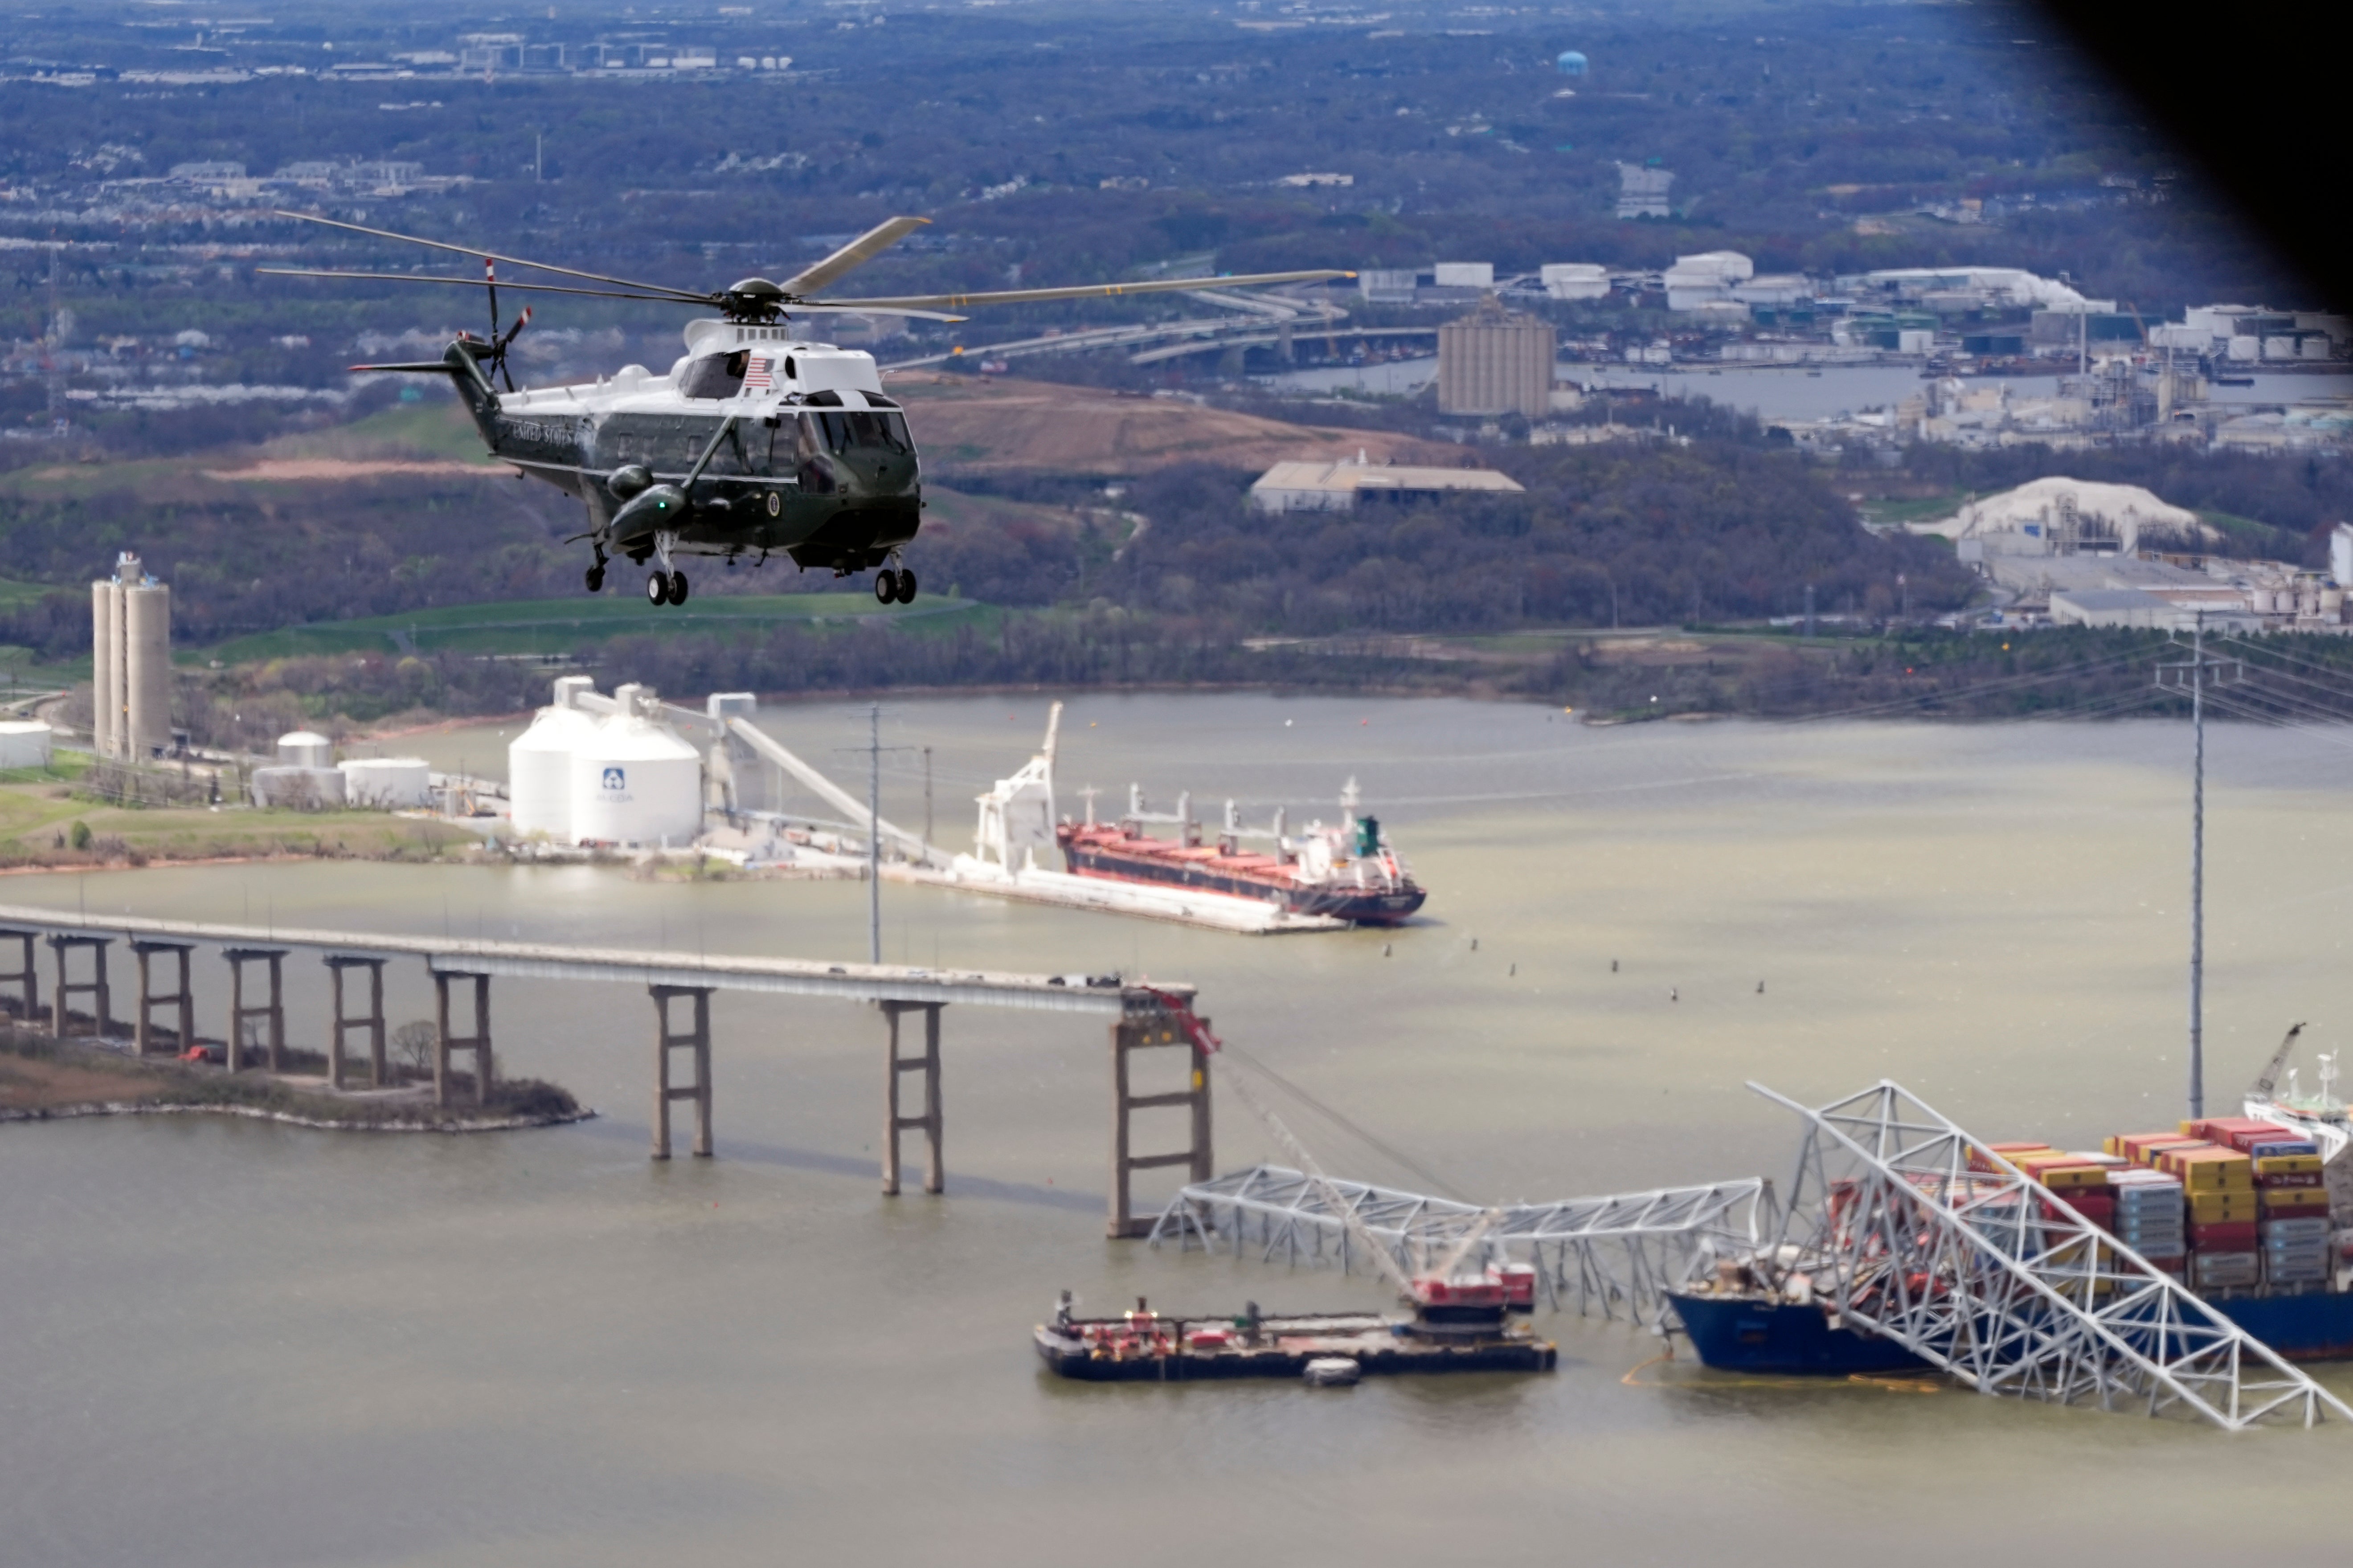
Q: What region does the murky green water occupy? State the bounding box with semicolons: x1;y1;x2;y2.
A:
8;695;2353;1564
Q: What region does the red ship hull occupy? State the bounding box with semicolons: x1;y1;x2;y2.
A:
1056;825;1426;926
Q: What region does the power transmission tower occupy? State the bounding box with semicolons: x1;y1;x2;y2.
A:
2155;611;2243;1118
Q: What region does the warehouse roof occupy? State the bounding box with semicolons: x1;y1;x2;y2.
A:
1251;453;1524;499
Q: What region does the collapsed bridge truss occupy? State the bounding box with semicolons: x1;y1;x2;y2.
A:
1148;1163;1770;1326
1747;1080;2351;1430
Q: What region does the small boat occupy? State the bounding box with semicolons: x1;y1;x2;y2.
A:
1035;1274;1555;1382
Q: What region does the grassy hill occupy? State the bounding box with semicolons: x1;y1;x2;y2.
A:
202;591;989;663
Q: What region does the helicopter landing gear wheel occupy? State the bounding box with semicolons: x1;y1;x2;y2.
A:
585;564;605;593
874;569;900;605
647;571;671;607
895;568;917;604
668;569;690;605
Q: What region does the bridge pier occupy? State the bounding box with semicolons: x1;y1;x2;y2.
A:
0;928;37;1023
650;984;712;1158
48;934;112;1041
222;947;286;1073
434;970;493;1108
879;1000;942;1196
130;939;195;1056
1108;1009;1213;1239
325;956;387;1090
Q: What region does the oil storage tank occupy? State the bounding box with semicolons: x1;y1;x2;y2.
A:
507;704;600;840
569;713;702;847
339;757;433;809
277;730;332;768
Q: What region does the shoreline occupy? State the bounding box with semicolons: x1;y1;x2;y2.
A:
0;1099;598;1133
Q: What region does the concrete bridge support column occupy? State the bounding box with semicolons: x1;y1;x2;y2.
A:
325;956;387;1090
222;947;287;1073
0;928;38;1024
879;1000;943;1196
1107;1009;1214;1239
650;984;712;1159
433;970;492;1109
130;939;195;1056
48;934;112;1041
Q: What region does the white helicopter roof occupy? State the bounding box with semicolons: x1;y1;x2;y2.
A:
496;316;887;417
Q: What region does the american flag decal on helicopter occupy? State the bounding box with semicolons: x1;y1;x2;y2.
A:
743;355;773;389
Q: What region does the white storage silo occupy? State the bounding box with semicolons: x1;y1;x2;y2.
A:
338;757;433;809
508;704;600;840
277;730;332;768
569;713;702;847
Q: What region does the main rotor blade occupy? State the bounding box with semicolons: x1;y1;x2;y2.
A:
787;302;966;323
257;268;696;305
828;268;1351;311
773;216;931;298
272;210;709;302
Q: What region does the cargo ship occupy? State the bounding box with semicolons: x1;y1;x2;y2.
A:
1670;1101;2353;1371
1055;778;1426;927
1036;1270;1554;1383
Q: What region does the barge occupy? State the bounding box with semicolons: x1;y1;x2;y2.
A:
1036;1277;1555;1383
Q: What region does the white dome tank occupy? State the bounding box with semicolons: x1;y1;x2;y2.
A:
338;756;433;810
569;713;702;847
276;730;332;768
508;706;600;841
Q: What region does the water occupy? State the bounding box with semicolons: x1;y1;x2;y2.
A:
11;693;2353;1564
1263;360;2353;423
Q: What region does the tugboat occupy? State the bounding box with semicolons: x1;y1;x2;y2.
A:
1035;1269;1554;1382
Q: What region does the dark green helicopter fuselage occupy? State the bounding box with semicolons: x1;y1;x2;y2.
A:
437;327;922;578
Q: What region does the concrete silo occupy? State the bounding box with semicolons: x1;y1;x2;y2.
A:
88;552;169;760
124;577;171;759
90;579;115;758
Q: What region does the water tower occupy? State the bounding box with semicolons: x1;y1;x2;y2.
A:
1556;50;1588;77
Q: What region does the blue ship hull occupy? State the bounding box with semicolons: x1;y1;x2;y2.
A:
1670;1290;2353;1374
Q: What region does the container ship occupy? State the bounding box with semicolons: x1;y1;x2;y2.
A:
1055;779;1426;927
1671;1098;2353;1370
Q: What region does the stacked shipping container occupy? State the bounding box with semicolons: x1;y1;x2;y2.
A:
1958;1119;2338;1298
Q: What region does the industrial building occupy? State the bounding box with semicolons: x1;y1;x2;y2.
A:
1438;301;1555;417
89;551;170;762
1249;452;1523;513
1616;163;1673;220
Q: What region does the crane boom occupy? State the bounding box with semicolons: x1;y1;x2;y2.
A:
2251;1021;2308;1100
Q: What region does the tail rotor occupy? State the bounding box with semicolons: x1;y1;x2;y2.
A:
481;256;530;391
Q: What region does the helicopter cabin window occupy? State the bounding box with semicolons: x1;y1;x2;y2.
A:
812;410;913;454
680;350;751;400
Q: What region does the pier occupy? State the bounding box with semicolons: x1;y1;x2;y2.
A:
0;903;1206;1233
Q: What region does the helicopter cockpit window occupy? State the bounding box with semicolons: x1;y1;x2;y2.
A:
814;410;913;454
680;350;751;400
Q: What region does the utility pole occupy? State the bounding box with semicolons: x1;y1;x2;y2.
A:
1803;581;1816;640
2157;612;2241;1119
923;745;933;849
868;702;881;965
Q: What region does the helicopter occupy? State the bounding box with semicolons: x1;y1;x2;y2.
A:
261;213;1346;607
